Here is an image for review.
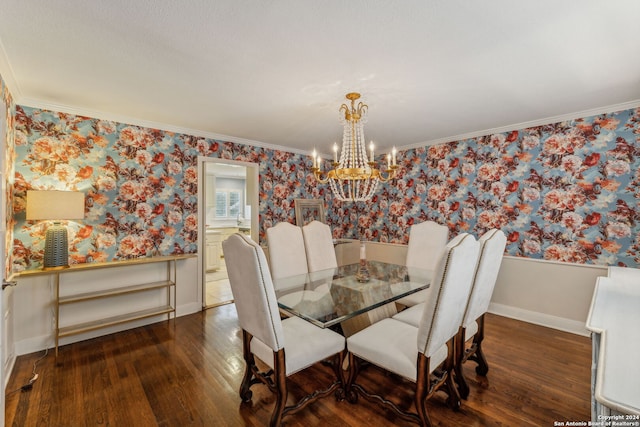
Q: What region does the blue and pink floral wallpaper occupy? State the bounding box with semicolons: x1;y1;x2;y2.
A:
8;100;640;271
1;73;16;278
328;109;640;267
11;106;316;271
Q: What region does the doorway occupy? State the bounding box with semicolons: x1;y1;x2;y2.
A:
198;157;258;308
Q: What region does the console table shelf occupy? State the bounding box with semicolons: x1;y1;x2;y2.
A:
58;280;174;305
17;254;194;358
58;305;175;338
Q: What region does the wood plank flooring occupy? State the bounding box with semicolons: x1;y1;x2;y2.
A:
5;307;591;426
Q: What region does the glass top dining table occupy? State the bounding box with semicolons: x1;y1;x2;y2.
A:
272;260;432;329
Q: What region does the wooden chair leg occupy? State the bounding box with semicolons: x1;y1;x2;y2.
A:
444;339;462;410
240;330;255;402
472;315;489;375
415;353;433;427
346;349;459;425
333;350;347;401
345;351;360;404
270;349;288;427
454;327;470;400
445;373;462;410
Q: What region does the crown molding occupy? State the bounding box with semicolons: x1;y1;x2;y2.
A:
401;99;640;151
16;97;312;157
0;38;22;101
14;95;640;158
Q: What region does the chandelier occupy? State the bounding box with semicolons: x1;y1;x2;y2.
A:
311;92;397;202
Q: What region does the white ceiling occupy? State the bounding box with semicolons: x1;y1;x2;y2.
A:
1;0;639;156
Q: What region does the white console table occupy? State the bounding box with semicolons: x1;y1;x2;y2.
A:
586;268;640;421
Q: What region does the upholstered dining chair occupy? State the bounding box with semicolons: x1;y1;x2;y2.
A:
395;220;449;307
266;221;334;318
392;229;507;398
302;220;338;272
345;233;480;427
454;228;506;399
301;221;338;314
266;221;309;280
223;233;346;427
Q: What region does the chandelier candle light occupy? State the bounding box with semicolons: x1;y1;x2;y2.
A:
311;92;398;202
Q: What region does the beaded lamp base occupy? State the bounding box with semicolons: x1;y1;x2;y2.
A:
43;223;70;270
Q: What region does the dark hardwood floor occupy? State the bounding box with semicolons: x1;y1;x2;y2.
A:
5;306;591;426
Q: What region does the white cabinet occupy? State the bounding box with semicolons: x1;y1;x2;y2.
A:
206;231;222;271
205;227;238;262
218;227;239;241
217;227;239;258
586;270;640;419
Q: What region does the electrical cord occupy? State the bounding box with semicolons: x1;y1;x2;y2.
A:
6;347;49;396
7;278;56;396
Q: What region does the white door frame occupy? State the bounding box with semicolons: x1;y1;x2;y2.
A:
197;156;259;308
0;93;8;427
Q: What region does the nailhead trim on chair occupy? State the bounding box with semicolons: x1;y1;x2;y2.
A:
461;229;497;319
238;233;283;351
421;233;471;355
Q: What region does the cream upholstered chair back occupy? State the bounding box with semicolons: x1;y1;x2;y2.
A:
394;221;450;307
266;221;308;280
302;220;338;272
417;233;480;358
223;233;284;352
462;229;507;329
406;220;449;271
225;234;346;426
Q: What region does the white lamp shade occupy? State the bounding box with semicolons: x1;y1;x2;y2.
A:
26;190;85;220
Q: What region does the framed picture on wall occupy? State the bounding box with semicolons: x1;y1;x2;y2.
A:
294;199;325;226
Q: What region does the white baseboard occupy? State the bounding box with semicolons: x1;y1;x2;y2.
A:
176;302;202;317
489;302;590;337
14;334;52;357
4;353;16;390
14;303;203;357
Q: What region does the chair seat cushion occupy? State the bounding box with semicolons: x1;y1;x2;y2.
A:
394;307;479;341
347;318;447;382
391;302;425;327
251;316;344;376
395;288;429;307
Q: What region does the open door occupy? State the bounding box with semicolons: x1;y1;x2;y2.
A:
197;157;259;309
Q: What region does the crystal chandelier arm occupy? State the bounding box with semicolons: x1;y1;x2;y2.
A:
372;164;399;182
313;169;330;184
312;166;337;184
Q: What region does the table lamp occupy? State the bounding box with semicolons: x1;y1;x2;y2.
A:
26;190;85;270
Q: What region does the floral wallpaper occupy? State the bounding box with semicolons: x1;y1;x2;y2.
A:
328;108;640;267
8;101;640;271
1;73;16;278
12;106;316;271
